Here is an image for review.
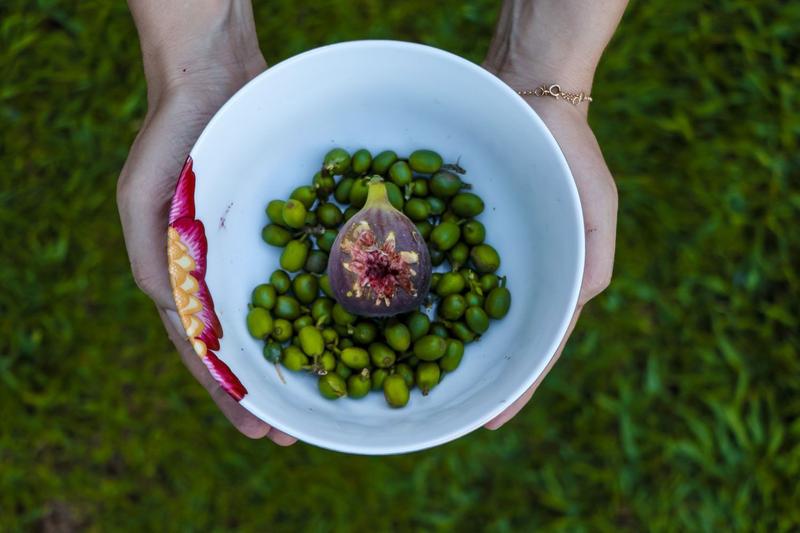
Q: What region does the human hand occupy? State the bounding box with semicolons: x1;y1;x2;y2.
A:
482;0;624;429
117;0;295;444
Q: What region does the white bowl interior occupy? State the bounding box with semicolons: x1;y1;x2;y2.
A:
190;41;583;454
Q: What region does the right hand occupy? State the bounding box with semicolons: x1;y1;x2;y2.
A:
118;0;295;444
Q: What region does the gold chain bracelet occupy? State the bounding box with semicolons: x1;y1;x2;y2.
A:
516;84;592;105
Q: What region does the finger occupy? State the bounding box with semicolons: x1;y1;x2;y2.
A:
267;427;298;447
159;308;273;439
570;139;617;305
529;103;618;305
160;308;297;445
484;306;582;430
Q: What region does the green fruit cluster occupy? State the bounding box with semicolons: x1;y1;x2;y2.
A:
247;148;511;407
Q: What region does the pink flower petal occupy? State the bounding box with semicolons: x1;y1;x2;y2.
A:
171;218;207;279
166;157;245;402
197;329;220;352
169;157;196;224
195;279;222;336
204;352;247;401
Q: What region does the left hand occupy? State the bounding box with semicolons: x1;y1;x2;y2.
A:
479;0;624;430
480;67;618;430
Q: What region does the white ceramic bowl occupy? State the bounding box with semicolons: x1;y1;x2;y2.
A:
166;40;584;455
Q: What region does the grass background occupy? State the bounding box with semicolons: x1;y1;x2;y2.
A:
1;0;799;531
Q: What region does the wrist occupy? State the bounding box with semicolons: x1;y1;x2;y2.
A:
486;57;596;100
130;0;265;104
485;53;595;121
484;0;628;95
484;17;598;93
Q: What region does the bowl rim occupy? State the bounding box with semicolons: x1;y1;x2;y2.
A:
171;39;585;455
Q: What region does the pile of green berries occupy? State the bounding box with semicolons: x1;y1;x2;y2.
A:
246;148;511;408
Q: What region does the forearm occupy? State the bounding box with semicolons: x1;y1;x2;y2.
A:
485;0;628;91
128;0;264;102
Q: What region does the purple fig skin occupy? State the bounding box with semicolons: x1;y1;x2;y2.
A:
328;179;431;317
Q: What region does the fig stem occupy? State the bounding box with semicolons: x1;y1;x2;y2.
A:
364;179;390;208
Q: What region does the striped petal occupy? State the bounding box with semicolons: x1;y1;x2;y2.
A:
197;327;220;352
171;218;207;279
166;156;247;402
203;352;247;401
195;279;223;339
169;156;196;224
